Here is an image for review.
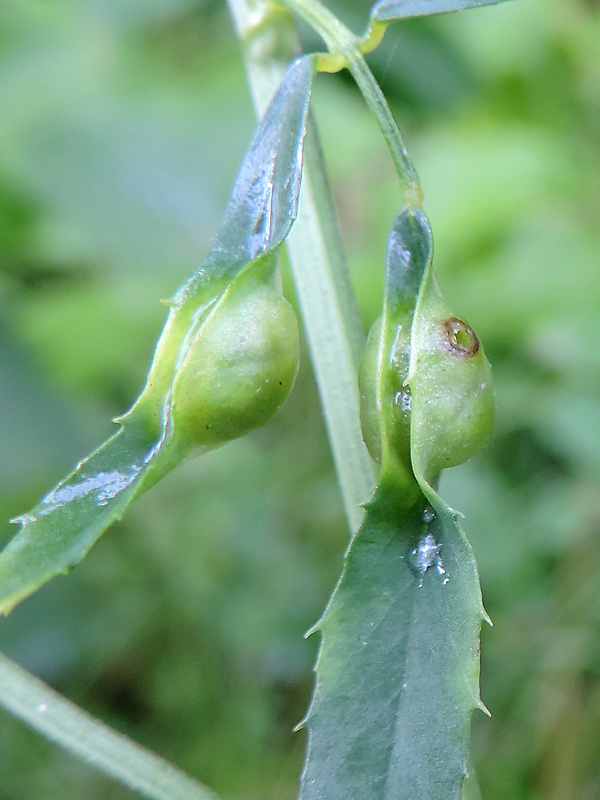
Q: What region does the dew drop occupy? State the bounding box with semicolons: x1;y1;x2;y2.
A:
422;507;436;524
393;390;411;412
408;533;446;586
11;513;37;526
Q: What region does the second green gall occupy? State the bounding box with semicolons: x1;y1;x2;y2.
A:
170;254;300;448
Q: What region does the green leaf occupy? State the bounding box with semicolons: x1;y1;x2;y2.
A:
370;0;511;23
359;207;433;483
0;422;174;616
301;206;490;799
0;55;316;616
299;479;487;800
209;56;317;275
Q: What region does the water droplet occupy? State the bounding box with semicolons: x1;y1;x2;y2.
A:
422;507;435;523
94;469;141;505
29;468;142;516
11;512;37;526
408;533;446;585
393;390;411;412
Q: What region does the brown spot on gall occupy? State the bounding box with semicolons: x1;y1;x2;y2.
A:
442;317;480;357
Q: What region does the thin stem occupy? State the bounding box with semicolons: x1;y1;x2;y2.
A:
346;53;423;206
280;0;423;205
0;651;218;800
276;0;355;52
358;21;388;56
227;0;376;532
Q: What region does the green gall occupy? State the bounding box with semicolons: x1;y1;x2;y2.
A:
170;256;299;448
408;268;494;485
358;206;494;490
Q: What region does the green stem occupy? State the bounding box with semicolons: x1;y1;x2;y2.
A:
346;53;423;206
0;651;218;800
281;0;423;205
227;0;376;532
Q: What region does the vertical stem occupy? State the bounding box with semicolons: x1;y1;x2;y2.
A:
227;0;376;532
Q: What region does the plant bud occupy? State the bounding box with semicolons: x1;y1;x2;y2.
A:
170;256;299;448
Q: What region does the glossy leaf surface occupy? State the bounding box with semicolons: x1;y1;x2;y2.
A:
359;208;433;481
370;0;509;22
0;55;315;616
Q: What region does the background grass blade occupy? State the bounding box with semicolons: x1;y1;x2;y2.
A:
0;651;220;800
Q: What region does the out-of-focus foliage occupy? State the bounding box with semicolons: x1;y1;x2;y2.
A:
0;1;599;799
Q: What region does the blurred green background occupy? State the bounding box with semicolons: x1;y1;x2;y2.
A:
1;0;600;798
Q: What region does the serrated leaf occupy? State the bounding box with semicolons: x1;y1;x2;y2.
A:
0;55;316;616
299;480;486;800
370;0;510;23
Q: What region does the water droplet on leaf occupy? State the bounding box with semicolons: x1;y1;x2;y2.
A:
408;533;446;586
422;507;436;523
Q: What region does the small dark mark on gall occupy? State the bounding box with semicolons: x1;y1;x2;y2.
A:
442;317;480;357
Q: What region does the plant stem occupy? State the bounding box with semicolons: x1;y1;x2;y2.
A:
227;0;376;532
346;52;423;206
0;651;218;800
280;0;423;205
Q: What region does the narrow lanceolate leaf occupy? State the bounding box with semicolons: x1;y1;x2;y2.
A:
0;55;316;616
370;0;510;23
299;480;486;800
301;206;491;799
